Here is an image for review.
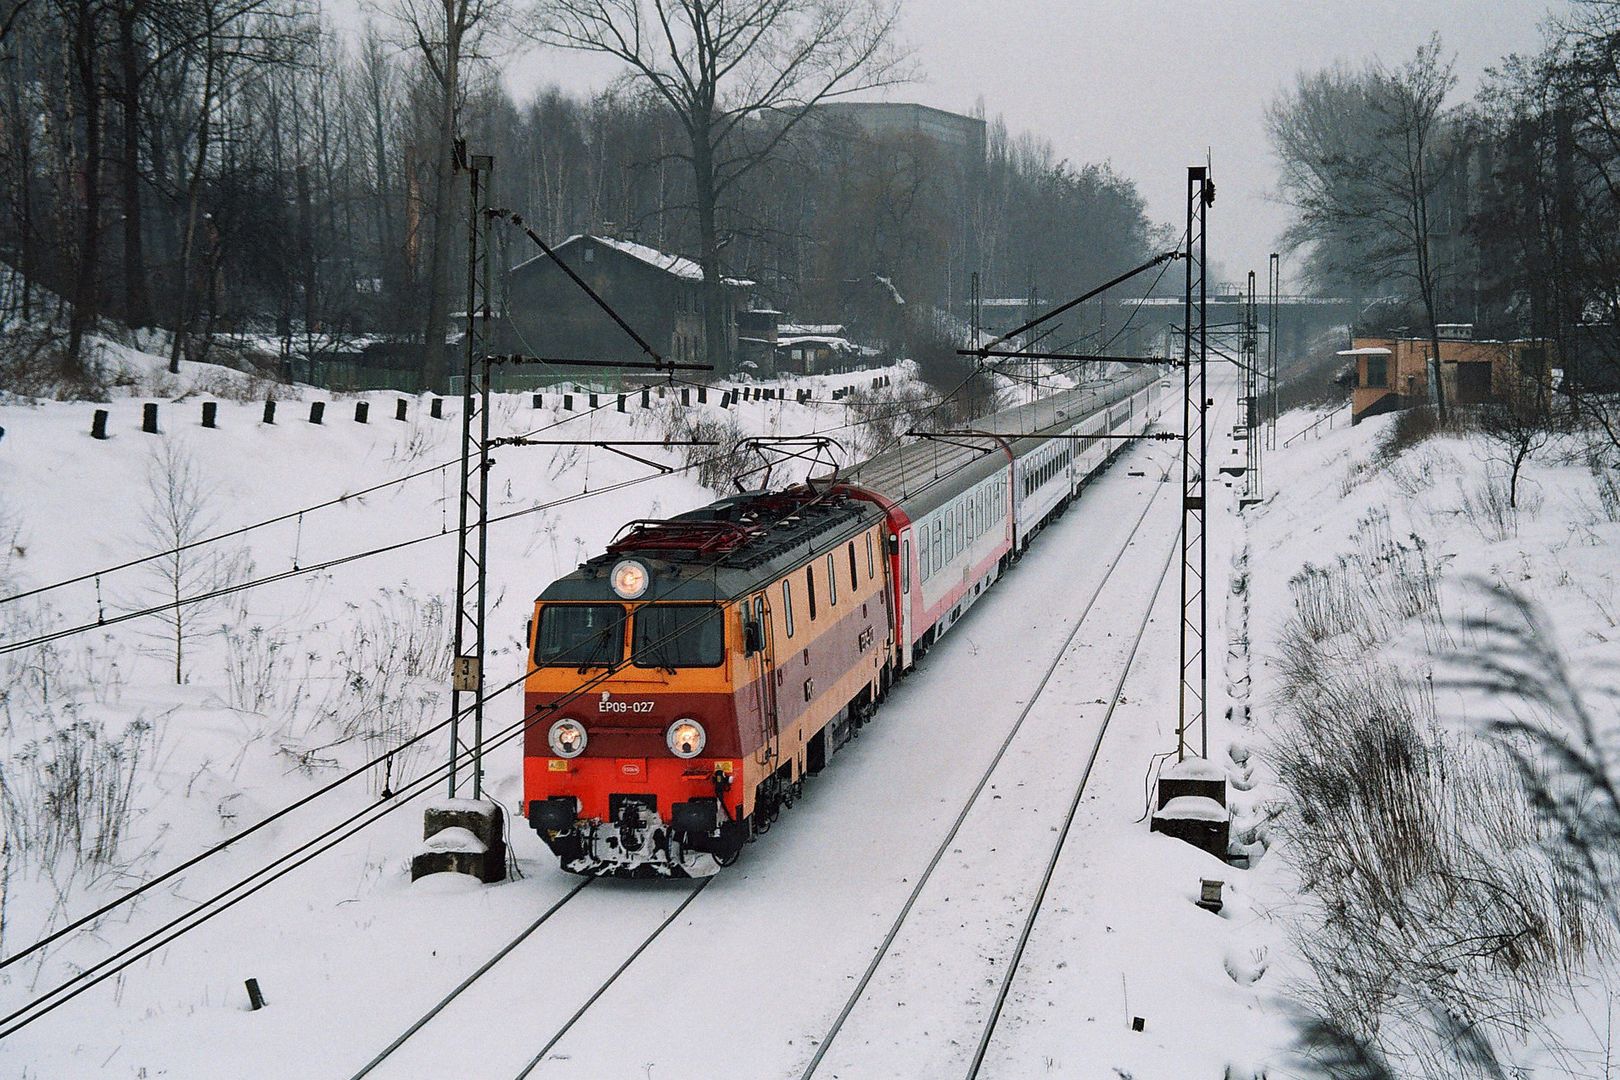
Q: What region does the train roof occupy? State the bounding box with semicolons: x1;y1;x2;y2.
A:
539;489;883;605
830;366;1162;517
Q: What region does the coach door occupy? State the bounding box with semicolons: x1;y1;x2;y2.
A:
747;594;781;757
894;528;913;668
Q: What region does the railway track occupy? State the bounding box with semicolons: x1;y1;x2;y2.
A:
799;386;1235;1080
344;405;1204;1080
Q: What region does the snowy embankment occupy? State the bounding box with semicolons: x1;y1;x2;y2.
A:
0;341;914;1074
1242;404;1620;1076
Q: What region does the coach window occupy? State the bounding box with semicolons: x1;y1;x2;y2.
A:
957;509;965;551
945;509;954;561
902;538;911;593
782;580;795;638
932;520;942;570
826;554;838;606
807;564;818;621
848;542;859;592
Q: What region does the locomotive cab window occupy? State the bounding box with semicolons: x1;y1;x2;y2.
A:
632;604;724;668
535;603;625;668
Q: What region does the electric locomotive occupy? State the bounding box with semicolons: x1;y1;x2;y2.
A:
522;486;895;878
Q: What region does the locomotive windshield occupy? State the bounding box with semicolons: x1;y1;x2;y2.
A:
632;604;724;669
535;604;626;668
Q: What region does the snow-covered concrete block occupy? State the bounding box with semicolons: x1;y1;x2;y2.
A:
1157;756;1228;810
1151;793;1231;857
411;798;506;883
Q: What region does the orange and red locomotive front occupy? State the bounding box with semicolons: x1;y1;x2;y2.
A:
522;490;894;877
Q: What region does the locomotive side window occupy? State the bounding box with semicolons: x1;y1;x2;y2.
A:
807;564;818;621
632;604;724;668
826;554;838;606
848;542;859;591
535;603;625;668
866;533;875;579
782;581;795;637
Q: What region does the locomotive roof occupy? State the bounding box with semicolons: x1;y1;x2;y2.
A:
539;490;882;605
833;366;1162;517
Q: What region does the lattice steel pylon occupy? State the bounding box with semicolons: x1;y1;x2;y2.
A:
1177;165;1214;762
1241;270;1262;506
449;152;494;800
1267;253;1280;452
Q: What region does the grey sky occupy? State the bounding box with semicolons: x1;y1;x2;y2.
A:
348;0;1568;295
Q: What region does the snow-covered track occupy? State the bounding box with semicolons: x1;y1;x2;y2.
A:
799;388;1236;1080
348;879;593;1079
963;518;1179;1078
796;448;1178;1079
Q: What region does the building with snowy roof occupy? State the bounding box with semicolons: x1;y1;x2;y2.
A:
507;234;755;372
1343;326;1555;423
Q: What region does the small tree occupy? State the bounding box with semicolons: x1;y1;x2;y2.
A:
1477;386;1553;510
1268;35;1462;423
141;441;252;683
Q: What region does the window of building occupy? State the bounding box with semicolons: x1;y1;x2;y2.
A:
1365;356;1388;388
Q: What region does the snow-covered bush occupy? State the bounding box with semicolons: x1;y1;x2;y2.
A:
1273;542;1603;1076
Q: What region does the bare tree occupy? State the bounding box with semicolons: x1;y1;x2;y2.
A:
381;0;504;390
140;441;251;684
1269;34;1462;423
526;0;910;372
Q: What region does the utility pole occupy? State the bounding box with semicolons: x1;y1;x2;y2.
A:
1240;270;1262;507
1177;165;1213;762
449;151;493;801
1267;253;1279;451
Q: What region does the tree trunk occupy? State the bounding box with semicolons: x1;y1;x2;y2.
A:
117;0;150;329
296;160;315;338
168;37;213;374
692;122;729;374
420;18;460;392
67;0;102;375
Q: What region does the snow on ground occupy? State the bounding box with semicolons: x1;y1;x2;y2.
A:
18;341;1568;1077
1237;399;1620;1074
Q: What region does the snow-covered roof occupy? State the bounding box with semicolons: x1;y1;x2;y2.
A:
780;322;845;337
512;234;753;288
779;334;856;351
1337;347;1393;356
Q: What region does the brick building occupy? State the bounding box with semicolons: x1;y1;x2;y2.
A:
1345;325;1553;423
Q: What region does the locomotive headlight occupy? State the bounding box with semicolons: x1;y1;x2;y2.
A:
610;559;650;600
666;718;706;759
548;718;588;759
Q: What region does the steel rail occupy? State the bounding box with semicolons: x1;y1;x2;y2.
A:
963;386;1237;1078
798;436;1175;1080
348;879;594;1079
512;880;714;1079
964;507;1182;1078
